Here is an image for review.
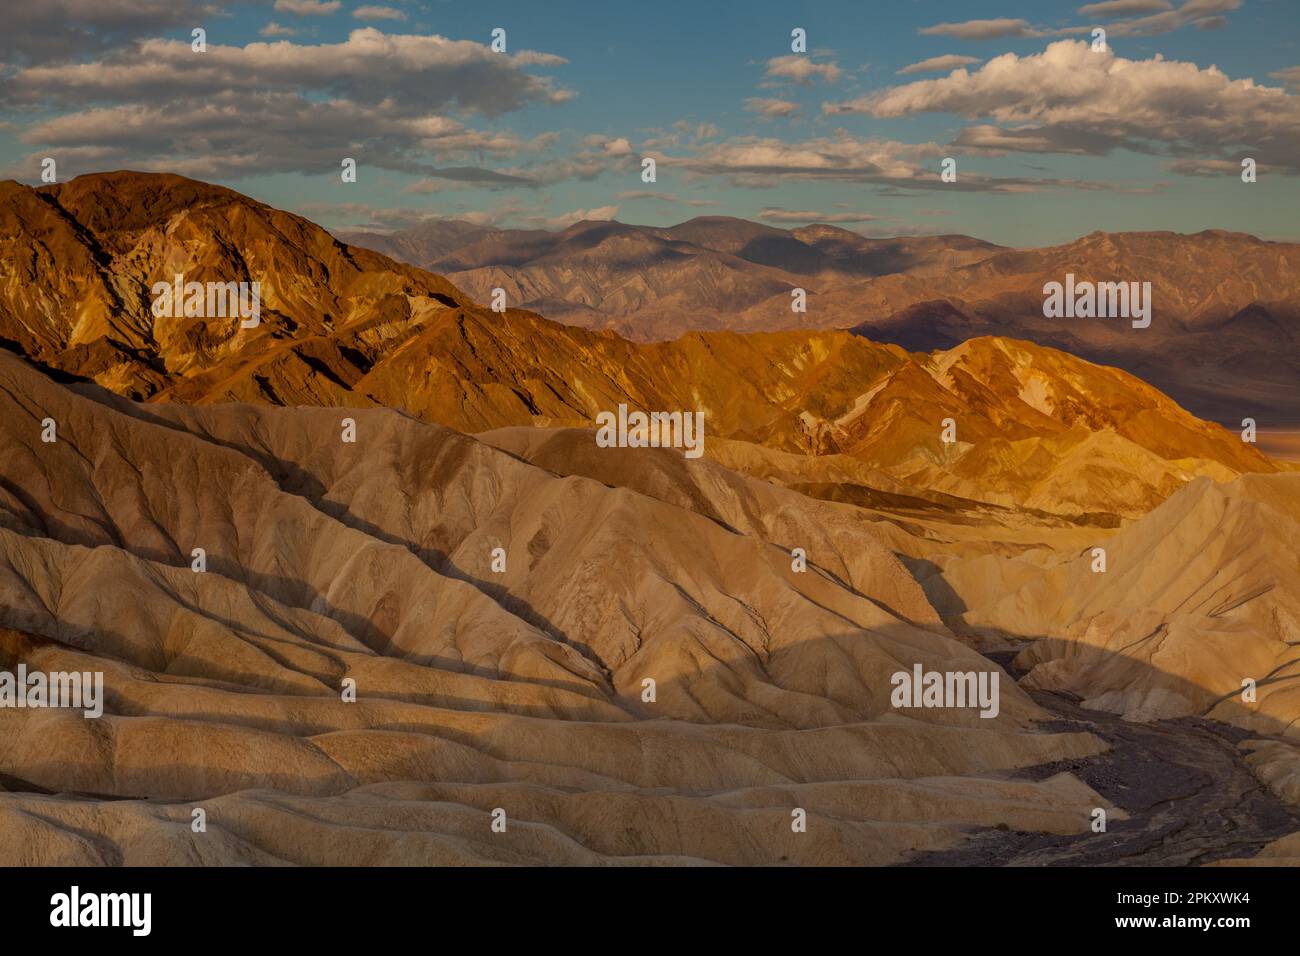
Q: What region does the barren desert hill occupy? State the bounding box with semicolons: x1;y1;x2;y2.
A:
0;348;1124;865
966;472;1300;714
0;172;1281;522
925;469;1300;805
0;346;972;727
0;171;469;398
474;424;1300;810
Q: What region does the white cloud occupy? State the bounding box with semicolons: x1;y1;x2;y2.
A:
1077;0;1172;15
1102;0;1240;36
664;132;1123;193
919;19;1038;40
274;0;341;15
949;125;1098;155
764;54;841;85
919;2;1236;41
897;54;982;75
353;5;406;21
1271;66;1300;88
0;0;243;63
825;40;1300;168
259;22;297;37
743;97;799;117
16;91;560;181
677;134;938;184
7;29;572;116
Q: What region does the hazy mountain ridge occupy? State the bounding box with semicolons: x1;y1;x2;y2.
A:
341;215;1300;426
337;215;1004;340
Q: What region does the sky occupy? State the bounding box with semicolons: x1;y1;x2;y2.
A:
1;0;1297;246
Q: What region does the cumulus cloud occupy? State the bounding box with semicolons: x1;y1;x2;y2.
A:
15;90;561;181
744;97;800;117
920;1;1237;41
1102;0;1240;36
6;29;572;116
353;5;406;20
259;22;298;38
763;54;841;85
274;0;341;15
1077;0;1172;15
326;198;622;232
3;28;577;180
661;132;1133;193
949;124;1123;155
1271;66;1300;88
825;40;1300;169
301;202;462;231
919;19;1039;40
0;0;242;64
897;55;982;75
673;134;938;184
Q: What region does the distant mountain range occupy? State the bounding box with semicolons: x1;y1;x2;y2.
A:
337;217;1003;340
339;216;1300;427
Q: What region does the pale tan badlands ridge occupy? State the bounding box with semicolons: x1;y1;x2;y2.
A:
0;350;1115;865
0;171;1297;865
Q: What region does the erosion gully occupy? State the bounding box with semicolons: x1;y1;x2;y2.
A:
903;651;1300;866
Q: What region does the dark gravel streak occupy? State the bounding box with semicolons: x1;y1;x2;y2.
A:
902;656;1300;866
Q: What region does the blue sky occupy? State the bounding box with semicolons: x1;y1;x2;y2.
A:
1;0;1297;246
